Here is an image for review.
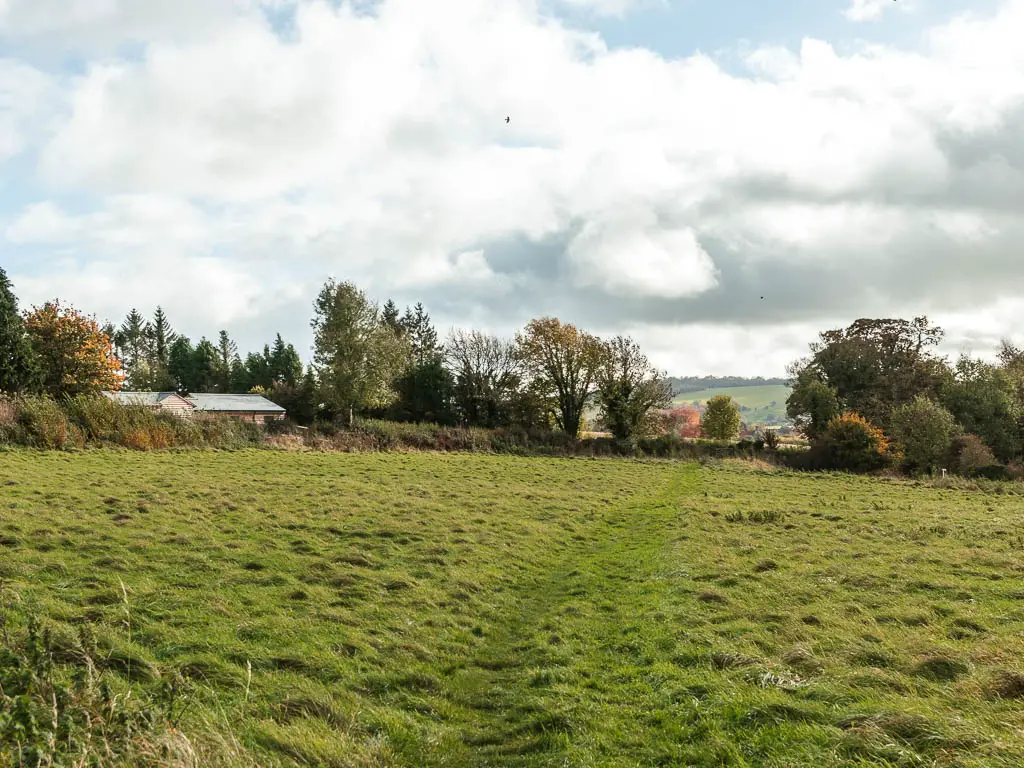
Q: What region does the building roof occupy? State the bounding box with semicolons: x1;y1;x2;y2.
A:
103;391;193;407
185;393;285;413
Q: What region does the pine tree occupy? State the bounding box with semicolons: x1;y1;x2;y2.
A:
229;354;250;393
269;333;303;386
400;303;440;365
115;308;155;389
191;338;220;392
217;330;237;368
168;337;194;393
391;302;448;422
382;299;403;336
216;330;238;392
147;307;177;390
245;348;273;391
0;267;37;393
149;307;176;367
116;309;148;372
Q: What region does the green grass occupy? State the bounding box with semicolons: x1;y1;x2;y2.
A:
3;451;1024;766
673;384;792;425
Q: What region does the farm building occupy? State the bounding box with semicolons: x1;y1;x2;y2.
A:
185;394;286;423
102;392;286;423
103;391;195;417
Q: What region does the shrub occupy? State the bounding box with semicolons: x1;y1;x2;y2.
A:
701;395;740;440
889;396;960;474
950;434;997;476
196;416;264;450
16;395;75;449
763;429;780;450
0;395;14;427
63;394;213;450
971;464;1012;481
1007;460;1024;481
817;411;891;473
0;395;17;444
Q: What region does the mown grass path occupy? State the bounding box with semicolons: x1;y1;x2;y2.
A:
424;465;702;767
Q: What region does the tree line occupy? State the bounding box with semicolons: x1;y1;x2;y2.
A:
0;270;675;442
10;261;1013;472
786;316;1024;474
101;307;305;396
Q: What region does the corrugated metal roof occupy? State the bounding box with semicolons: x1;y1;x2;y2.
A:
185;393;285;413
103;391;190;407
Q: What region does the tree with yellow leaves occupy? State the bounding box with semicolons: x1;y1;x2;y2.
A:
517;317;604;439
23;301;124;398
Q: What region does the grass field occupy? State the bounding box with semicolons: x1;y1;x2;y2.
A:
673;385;792;425
3;451;1024;766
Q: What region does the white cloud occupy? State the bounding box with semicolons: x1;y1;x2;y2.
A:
13;253;308;346
843;0;889;22
0;0;246;52
619;321;824;378
842;0;910;22
556;0;645;18
6;197;212;251
2;0;1024;373
568;209;718;298
0;58;59;161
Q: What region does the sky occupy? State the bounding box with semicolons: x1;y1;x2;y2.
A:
1;0;1022;377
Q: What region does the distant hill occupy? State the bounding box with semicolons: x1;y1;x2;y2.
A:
671;382;792;426
668;376;789;395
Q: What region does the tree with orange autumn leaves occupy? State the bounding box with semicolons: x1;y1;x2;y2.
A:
516;317;605;439
23;301;124;398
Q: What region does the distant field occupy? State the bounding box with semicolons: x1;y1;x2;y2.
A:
674;384;792;424
4;451;1024;766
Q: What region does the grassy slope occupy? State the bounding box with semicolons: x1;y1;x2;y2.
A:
2;451;1024;766
673;384;792;424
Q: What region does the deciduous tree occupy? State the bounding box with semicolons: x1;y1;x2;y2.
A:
23;301;123;397
785;364;841;439
818;412;891;472
446;329;523;428
595;336;672;442
701;394;740;440
889;395;960;474
311;279;409;423
267;367;319;426
940;356;1020;461
516;317;603;439
787;316;949;431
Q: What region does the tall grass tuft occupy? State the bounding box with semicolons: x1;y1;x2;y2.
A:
0;601;202;766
